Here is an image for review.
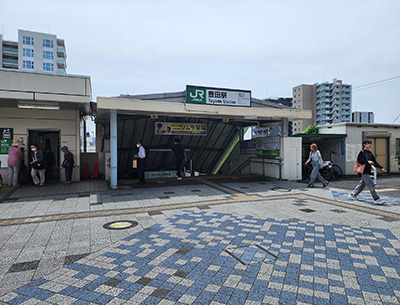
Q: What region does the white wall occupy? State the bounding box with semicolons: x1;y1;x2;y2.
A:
0;108;81;183
319;124;400;175
282;137;302;181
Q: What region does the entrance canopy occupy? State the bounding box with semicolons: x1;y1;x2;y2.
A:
96;90;312;189
97;91;311;123
290;133;347;142
0;69;92;114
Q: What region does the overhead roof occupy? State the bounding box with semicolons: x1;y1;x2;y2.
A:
0;68;92;114
97;90;311;123
290;133;347;142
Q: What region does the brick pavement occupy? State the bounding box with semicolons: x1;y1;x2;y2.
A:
0;177;399;304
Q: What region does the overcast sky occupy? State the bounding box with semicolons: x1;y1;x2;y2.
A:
1;0;399;123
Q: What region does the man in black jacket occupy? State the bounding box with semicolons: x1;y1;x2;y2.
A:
349;140;387;204
171;138;187;180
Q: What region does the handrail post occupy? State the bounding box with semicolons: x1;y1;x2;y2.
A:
371;165;377;185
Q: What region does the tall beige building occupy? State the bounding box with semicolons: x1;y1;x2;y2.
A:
292;84;316;133
0;29;67;74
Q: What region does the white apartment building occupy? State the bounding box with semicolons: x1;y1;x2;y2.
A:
292;79;352;133
352;111;374;123
316;78;351;125
0;29;67;74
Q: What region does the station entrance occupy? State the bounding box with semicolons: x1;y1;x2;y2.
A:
113;114;252;180
96;89;311;189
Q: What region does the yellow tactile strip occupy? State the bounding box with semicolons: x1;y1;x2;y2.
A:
0;190;399;227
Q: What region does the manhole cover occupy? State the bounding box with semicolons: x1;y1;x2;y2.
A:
224;244;278;265
103;220;138;230
271;187;291;192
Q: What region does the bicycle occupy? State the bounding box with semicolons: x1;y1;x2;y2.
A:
327;151;343;180
302;162;332;182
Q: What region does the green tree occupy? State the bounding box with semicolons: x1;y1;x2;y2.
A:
302;125;318;134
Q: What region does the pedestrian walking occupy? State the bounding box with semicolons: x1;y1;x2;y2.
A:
7;139;23;186
171;138;187;180
61;146;74;184
134;141;146;184
349;140;387;204
305;143;328;188
30;144;46;187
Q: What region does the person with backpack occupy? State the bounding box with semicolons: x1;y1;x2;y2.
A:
171;138;187;180
349;140;387;204
30;143;46;187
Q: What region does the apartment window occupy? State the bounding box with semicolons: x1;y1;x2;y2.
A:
23;36;34;45
23;60;34;69
43;39;54;48
23;48;34;57
43;62;54;71
43;51;54;60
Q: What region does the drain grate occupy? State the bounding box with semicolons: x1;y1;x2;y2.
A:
224;244;278;265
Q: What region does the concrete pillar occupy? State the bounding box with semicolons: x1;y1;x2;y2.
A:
281;118;289;137
110;110;118;189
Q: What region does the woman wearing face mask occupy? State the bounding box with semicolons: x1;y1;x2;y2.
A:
30;144;46;187
134;141;146;184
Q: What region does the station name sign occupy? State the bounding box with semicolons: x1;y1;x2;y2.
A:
186;85;251;107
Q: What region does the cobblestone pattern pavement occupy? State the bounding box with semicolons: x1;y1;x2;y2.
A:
0;177;400;304
1;210;400;304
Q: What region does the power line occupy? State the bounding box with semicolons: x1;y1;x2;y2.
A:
392;113;400;124
353;75;400;91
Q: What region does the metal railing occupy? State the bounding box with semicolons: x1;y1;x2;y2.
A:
232;156;283;180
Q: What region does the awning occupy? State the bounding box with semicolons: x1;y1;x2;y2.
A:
290;133;347;142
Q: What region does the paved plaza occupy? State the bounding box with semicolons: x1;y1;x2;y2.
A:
0;176;400;304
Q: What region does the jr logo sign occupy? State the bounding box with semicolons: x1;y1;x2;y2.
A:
187;87;206;104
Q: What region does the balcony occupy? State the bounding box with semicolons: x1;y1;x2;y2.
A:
317;86;330;92
342;93;351;98
3;58;18;65
342;105;351;110
57;46;65;57
57;57;65;63
2;47;18;54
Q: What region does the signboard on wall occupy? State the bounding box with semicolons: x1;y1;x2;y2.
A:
155;122;207;136
186;85;251;107
251;127;269;138
256;136;280;157
239;140;256;154
0;128;13;154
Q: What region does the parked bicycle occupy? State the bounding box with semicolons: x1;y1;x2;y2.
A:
302;162;331;182
302;157;342;182
327;151;343;180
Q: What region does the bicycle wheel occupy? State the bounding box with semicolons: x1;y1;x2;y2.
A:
331;165;342;180
320;167;332;181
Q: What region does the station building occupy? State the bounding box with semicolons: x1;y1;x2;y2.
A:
95;86;312;189
0;68;92;183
